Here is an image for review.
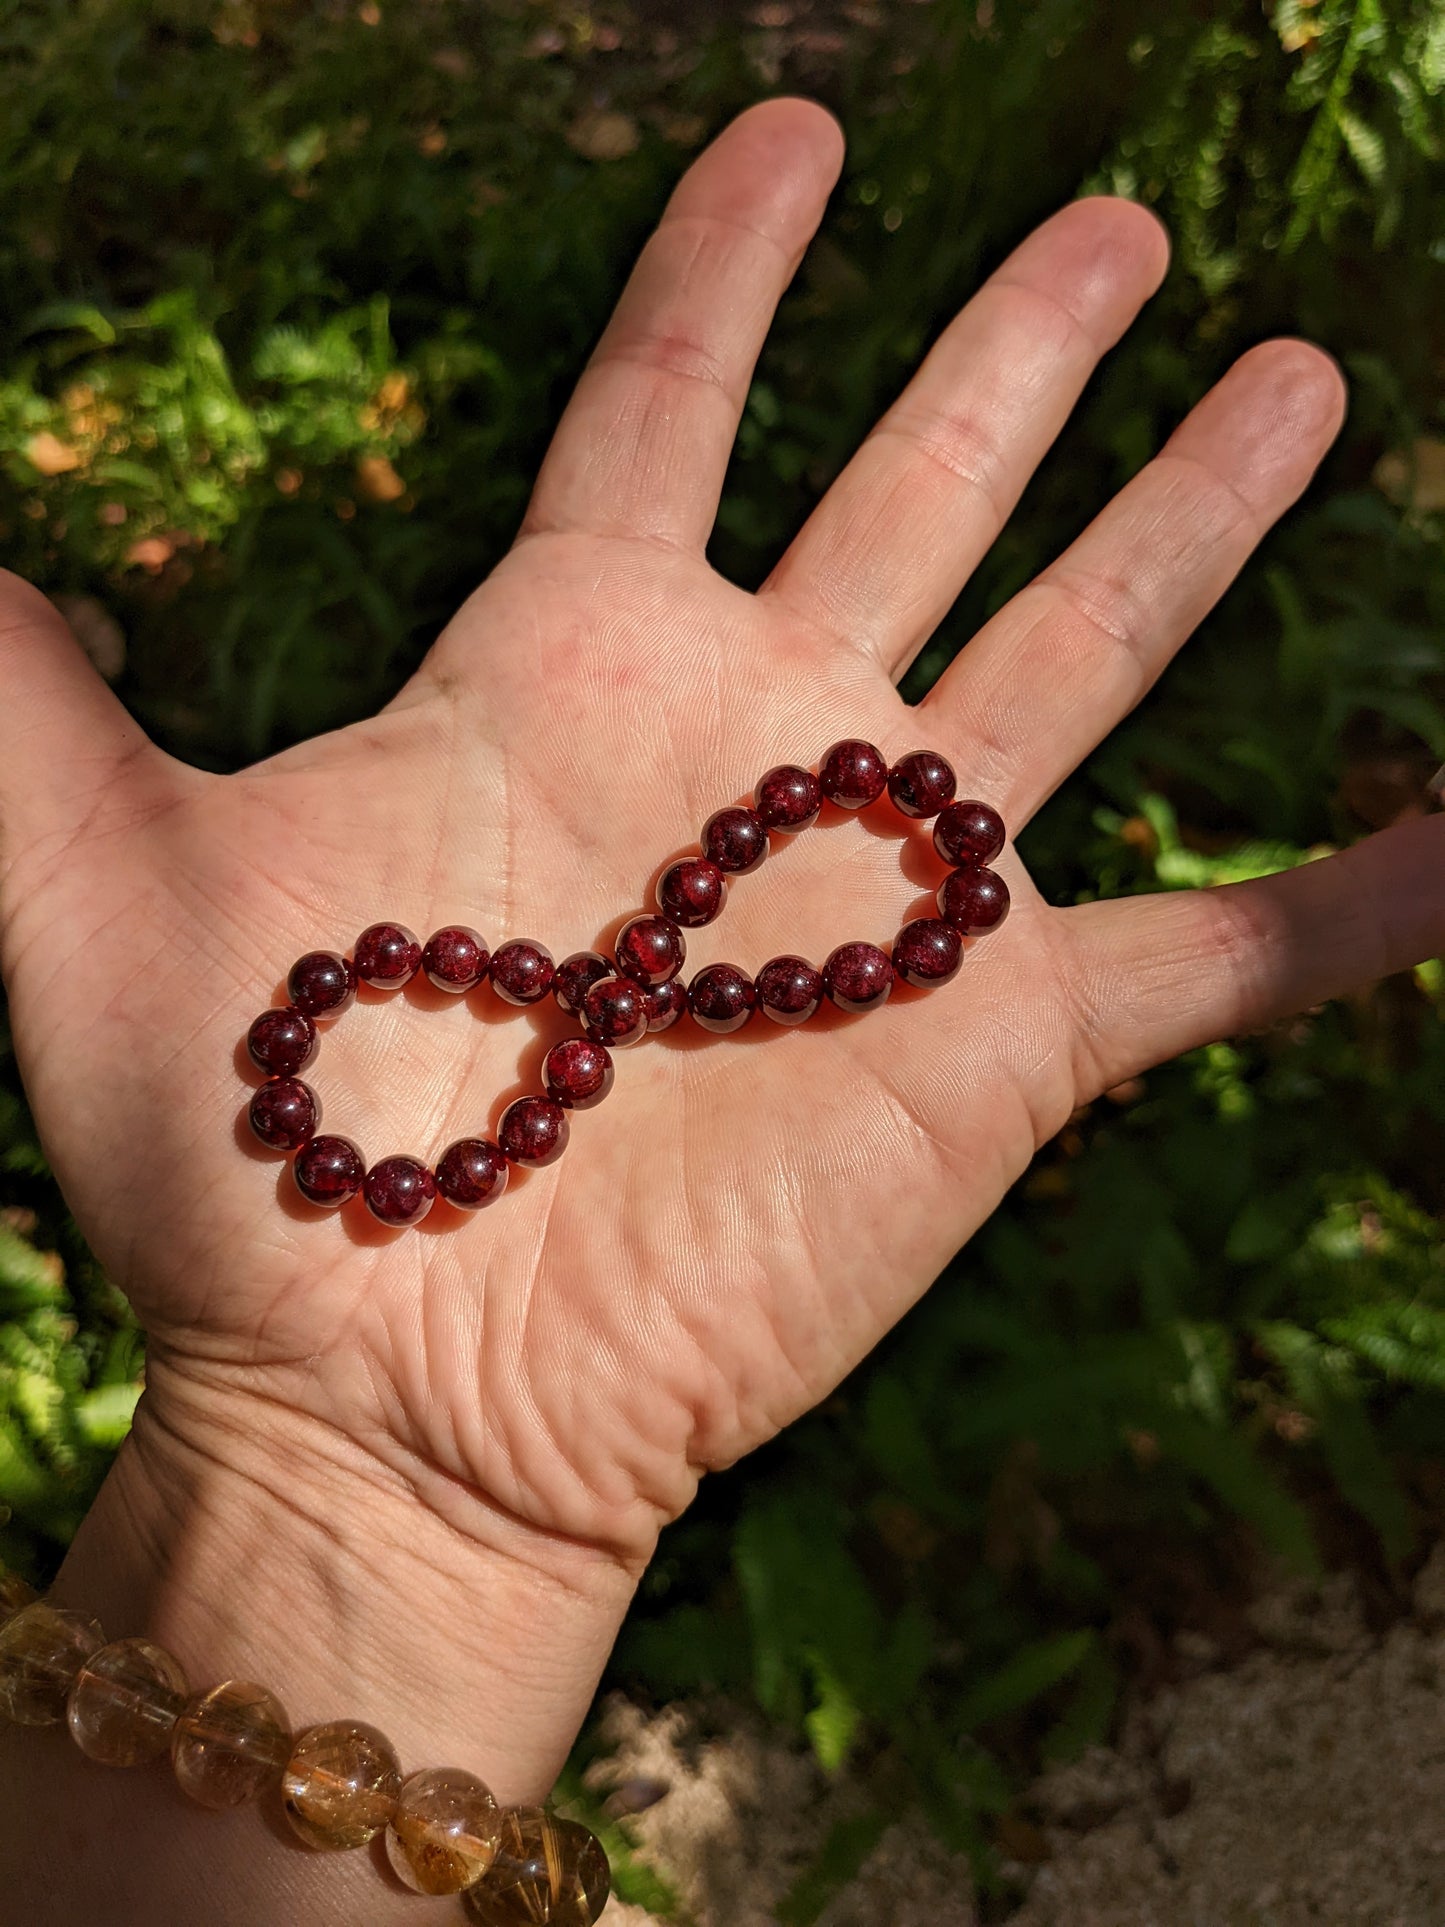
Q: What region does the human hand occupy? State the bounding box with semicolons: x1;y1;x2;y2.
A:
2;98;1440;1915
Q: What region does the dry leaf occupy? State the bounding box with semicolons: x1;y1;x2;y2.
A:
26;431;82;476
355;454;406;503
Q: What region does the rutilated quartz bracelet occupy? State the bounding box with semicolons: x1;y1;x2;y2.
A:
0;1566;610;1923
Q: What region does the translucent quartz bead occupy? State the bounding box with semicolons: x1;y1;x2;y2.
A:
67;1637;188;1766
385;1765;503;1895
886;748;956;819
0;1572;36;1621
353;921;422;990
423;925;490;993
435;1138;509;1210
282;1719;402;1850
171;1680;291;1809
818;738;887;809
246;1006;318;1078
0;1602;103;1725
461;1809;611;1926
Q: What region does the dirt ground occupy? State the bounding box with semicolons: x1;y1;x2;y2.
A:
591;1548;1445;1926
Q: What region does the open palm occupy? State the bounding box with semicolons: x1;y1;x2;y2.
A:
2;101;1440;1587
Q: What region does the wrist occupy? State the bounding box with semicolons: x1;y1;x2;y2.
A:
50;1364;644;1798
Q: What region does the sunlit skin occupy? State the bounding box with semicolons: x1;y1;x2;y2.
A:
2;101;1442;1923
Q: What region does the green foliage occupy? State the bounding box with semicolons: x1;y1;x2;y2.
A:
1;0;1443;1908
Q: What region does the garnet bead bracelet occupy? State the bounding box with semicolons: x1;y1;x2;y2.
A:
241;747;1009;1226
0;1571;610;1922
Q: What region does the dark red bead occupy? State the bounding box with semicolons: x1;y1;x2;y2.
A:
553;951;612;1018
754;764;821;833
248;1077;322;1151
499;1097;570;1168
353;921;422;990
892;918;963;988
293;1135;365;1209
756;955;823;1026
688;963;756;1034
422;926;489;993
701;806;768;875
489;939;555;1006
657;857;727;928
615;914;685;987
286;950;356;1019
822;941;894;1013
582;975;648;1048
435;1138;509;1210
246;1007;317;1079
933;799;1006;869
363;1155;437;1228
643;979;688;1033
543;1038;615;1110
819;739;888;810
887;749;957;819
937;867;1011;935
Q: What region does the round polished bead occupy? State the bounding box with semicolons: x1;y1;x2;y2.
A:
423;925;490;993
934;798;1006;869
294;1134;366;1209
67;1637;188;1766
283;1719;402;1850
435;1138;509;1211
819;738;888;809
887;748;957;819
354;921;422;990
643;979;688;1033
171;1680;291;1809
754;764;821;833
823;941;894;1013
553;951;612;1018
248;1077;321;1152
499;1097;570;1168
246;1006;318;1079
364;1155;437;1227
543;1038;614;1110
892;917;963;988
937;866;1011;935
287;950;357;1019
756;955;824;1026
701;805;768;875
688;963;756;1034
0;1603;104;1725
614;914;685;987
581;975;648;1049
657;856;727;928
461;1809;611;1926
385;1765;503;1896
489;939;555;1006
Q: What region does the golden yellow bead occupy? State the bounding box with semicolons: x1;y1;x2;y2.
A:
67;1637;189;1766
282;1719;402;1850
461;1809;611;1926
384;1765;503;1894
0;1602;104;1726
171;1680;291;1809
